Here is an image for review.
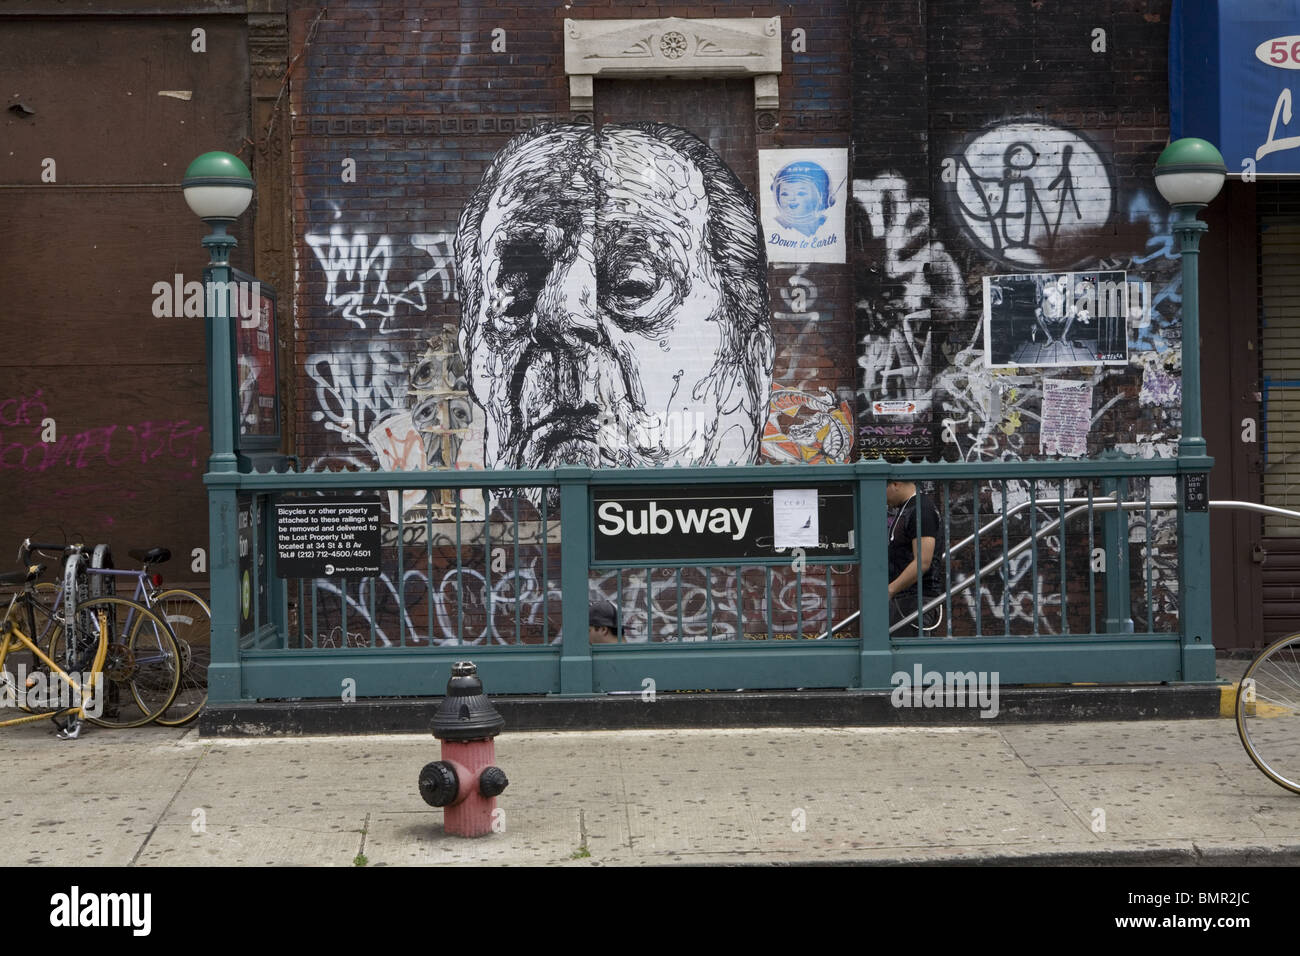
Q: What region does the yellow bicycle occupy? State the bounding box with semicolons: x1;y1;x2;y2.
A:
1;563;180;736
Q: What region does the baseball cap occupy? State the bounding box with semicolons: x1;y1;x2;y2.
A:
589;600;621;634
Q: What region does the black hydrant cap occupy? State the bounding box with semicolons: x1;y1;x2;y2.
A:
431;660;506;741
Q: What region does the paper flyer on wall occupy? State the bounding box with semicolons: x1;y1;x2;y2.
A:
773;488;819;548
983;271;1130;369
758;149;848;263
1040;378;1093;457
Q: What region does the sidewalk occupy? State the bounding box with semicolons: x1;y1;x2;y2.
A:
3;709;1298;866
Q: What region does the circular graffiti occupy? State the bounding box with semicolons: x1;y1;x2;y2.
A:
949;121;1115;269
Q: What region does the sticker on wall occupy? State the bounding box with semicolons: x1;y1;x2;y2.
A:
759;149;848;263
1040;378;1094;457
872;399;918;417
983;271;1129;369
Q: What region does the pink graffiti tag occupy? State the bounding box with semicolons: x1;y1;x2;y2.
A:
0;391;49;428
0;417;206;474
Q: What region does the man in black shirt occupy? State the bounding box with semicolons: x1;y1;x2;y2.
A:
886;478;945;631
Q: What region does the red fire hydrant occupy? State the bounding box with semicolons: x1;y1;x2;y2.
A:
418;661;508;837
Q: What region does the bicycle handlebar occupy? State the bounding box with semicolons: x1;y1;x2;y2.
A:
26;542;67;553
17;540;72;566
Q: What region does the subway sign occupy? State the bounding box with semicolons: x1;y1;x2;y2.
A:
591;484;855;563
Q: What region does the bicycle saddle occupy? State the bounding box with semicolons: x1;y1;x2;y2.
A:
128;548;171;566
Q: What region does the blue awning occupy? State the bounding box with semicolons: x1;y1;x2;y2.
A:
1172;0;1300;176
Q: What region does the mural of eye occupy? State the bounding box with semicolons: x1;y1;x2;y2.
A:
448;398;474;428
598;244;680;333
492;240;551;329
410;397;443;430
409;356;438;390
610;265;657;302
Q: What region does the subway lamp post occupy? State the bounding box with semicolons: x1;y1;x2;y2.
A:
182;151;254;709
1154;137;1225;681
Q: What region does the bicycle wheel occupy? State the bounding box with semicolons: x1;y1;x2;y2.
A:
50;597;180;729
1236;632;1300;795
151;589;209;726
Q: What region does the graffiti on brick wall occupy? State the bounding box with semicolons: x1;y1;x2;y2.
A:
453;122;773;487
853;122;1184;632
307;342;408;445
948;121;1116;270
773;264;822;326
301;222;481;526
852;172;968;457
1109;190;1182;353
303;341;454;524
762;262;856;463
304;226;456;332
0;391;203;476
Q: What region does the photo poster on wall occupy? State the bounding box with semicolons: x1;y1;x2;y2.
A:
758;148;848;263
982;271;1130;369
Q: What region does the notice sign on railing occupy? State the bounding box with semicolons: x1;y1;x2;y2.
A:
275;496;382;578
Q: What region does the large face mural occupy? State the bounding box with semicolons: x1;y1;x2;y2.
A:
453;122;773;479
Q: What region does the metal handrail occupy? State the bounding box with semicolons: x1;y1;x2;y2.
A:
821;497;1300;637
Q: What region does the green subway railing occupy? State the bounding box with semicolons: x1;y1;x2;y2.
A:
204;455;1216;704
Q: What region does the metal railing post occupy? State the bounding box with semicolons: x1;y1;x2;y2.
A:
557;467;593;694
202;230;243;704
1101;472;1134;634
855;459;892;688
1172;203;1217;680
1178;463;1215;679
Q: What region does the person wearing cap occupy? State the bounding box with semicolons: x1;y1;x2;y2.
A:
589;599;622;644
886;477;945;631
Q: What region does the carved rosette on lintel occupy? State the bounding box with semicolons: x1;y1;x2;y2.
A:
564;17;782;113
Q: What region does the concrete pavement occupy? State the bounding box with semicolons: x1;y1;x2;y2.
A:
2;710;1298;866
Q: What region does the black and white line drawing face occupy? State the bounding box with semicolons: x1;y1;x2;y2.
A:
454;123;772;479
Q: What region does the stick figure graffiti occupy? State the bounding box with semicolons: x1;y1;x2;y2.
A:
451;123;773;490
950;121;1114;269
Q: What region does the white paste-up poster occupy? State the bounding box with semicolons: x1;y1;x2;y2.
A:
773;488;819;549
983;271;1130;368
1040;378;1093;457
759;149;848;263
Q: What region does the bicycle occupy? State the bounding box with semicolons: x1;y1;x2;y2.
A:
17;541;207;726
1;563;180;735
1236;632;1300;795
84;546;210;726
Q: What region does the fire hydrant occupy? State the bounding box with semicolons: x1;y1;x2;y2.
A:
418;661;508;837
